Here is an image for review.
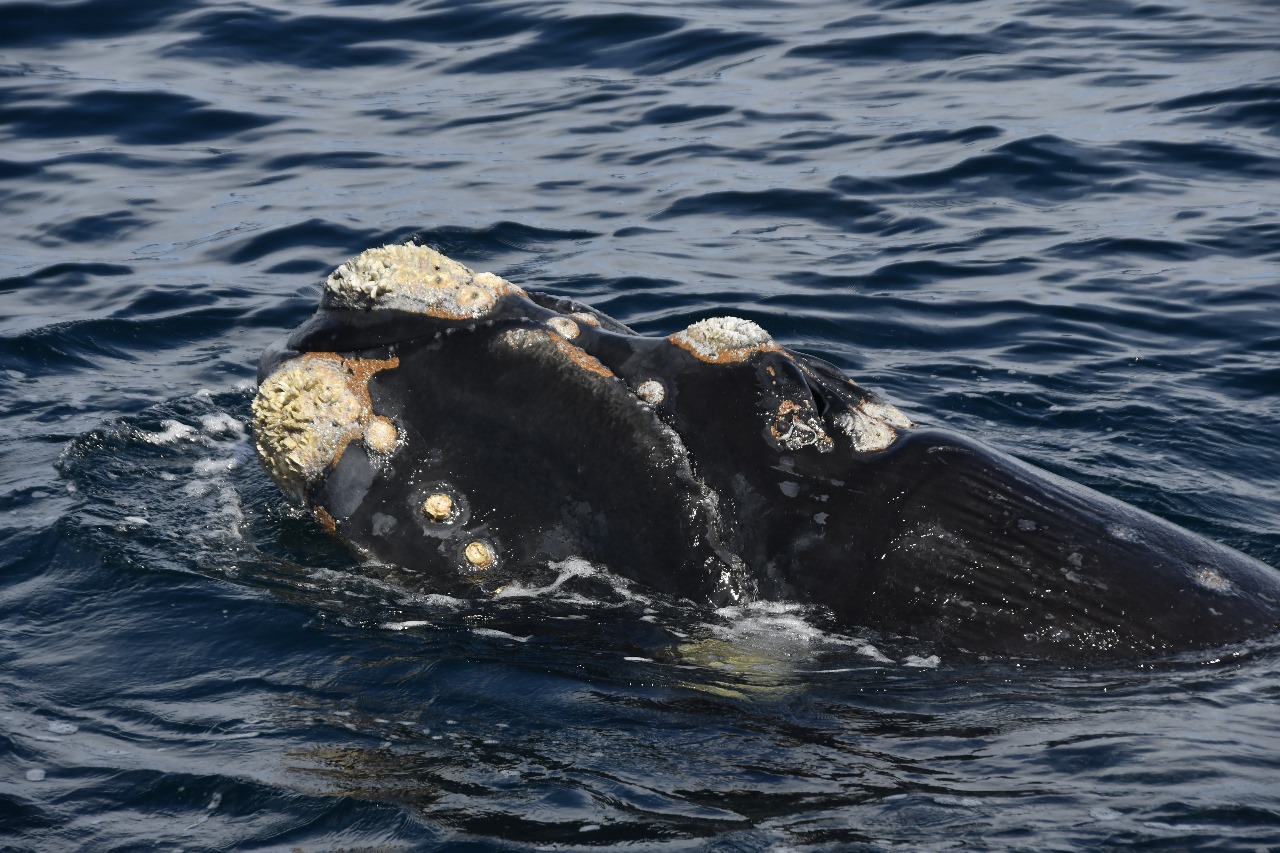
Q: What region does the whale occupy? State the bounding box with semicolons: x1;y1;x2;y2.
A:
252;242;1280;662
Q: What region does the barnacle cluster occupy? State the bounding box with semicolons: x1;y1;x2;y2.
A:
252;354;399;500
671;316;777;363
323;242;524;319
771;399;834;453
835;398;913;453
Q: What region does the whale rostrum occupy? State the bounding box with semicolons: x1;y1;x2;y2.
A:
253;242;1280;662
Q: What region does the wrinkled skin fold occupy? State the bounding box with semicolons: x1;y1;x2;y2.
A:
254;243;1280;662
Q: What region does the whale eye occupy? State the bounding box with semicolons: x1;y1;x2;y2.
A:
670;316;776;363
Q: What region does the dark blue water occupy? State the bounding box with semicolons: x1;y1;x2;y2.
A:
2;1;1279;849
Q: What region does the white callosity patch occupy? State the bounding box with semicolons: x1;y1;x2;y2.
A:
251;356;365;498
834;397;914;453
323;242;522;319
546;316;580;340
671;316;775;363
635;379;665;406
363;416;399;455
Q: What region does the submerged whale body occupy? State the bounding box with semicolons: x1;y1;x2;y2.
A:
253;243;1280;662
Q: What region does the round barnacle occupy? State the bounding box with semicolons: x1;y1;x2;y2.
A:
363;416;399;454
322;243;522;319
635;379;665;406
570;311;600;327
421;493;454;522
454;284;497;314
546;316;580;340
670;316;776;363
464;540;496;569
251;356;364;499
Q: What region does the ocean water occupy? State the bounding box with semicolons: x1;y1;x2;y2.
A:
2;0;1279;850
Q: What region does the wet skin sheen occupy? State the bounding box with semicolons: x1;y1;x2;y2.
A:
254;245;1280;663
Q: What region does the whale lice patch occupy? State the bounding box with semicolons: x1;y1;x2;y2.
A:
1194;566;1234;594
670;317;779;363
323;243;524;319
252;357;364;499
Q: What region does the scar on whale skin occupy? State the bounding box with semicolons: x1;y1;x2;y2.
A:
252;242;1280;663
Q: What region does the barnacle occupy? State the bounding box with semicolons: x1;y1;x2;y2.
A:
323;242;524;319
670;316;779;363
252;354;400;500
834;398;913;452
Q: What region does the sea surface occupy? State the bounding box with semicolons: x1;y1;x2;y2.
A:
2;0;1279;850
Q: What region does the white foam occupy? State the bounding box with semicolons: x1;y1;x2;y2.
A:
382;619;435;631
710;601;901;665
494;557;618;600
192;457;239;476
471;628;532;643
199;412;245;437
138;419;197;444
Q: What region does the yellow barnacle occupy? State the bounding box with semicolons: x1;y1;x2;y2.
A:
321;243;523;319
464;540;495;569
363;416;399;454
421;493;454;522
252;356;367;499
